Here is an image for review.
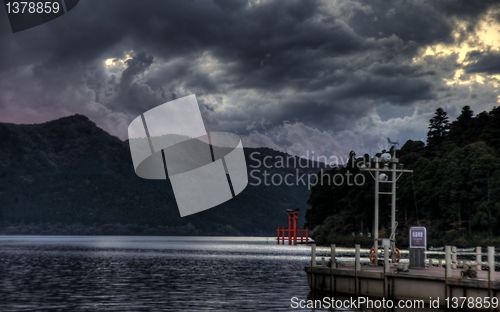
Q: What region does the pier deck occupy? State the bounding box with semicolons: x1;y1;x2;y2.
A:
306;264;500;306
306;245;500;308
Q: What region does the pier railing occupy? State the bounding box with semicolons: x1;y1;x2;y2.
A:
309;244;498;286
309;245;498;271
307;244;500;303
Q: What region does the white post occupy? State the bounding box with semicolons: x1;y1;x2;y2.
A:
488;246;495;282
390;157;397;261
384;245;390;272
476;247;482;271
383;244;389;297
331;244;336;269
311;244;316;267
445;246;452;278
374;158;380;262
355;244;361;271
451;246;457;269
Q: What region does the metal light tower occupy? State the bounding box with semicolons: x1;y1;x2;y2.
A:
362;140;412;263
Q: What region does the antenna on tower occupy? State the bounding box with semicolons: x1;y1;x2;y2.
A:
387;137;399;147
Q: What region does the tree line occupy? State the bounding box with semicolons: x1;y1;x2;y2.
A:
306;105;500;247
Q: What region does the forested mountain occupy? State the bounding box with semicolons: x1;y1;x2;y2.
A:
0;115;315;235
307;105;500;247
3;105;499;242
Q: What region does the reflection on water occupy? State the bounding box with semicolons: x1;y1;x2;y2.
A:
0;236;317;311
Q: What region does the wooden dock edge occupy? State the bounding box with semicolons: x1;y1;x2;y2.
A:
305;265;500;308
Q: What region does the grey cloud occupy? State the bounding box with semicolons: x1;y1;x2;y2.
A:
333;75;434;103
121;52;154;87
465;52;500;74
433;0;498;19
347;0;495;46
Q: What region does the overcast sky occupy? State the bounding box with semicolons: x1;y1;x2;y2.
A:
0;0;498;157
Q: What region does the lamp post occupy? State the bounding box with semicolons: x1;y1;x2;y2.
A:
361;144;412;263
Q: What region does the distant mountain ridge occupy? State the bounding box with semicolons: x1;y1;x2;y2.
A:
0;115;315;235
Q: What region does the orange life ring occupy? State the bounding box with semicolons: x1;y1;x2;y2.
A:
394;248;401;263
369;246;377;264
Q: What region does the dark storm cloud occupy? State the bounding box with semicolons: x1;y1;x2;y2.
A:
0;0;497;154
348;1;453;46
111;52;163;113
433;0;498;19
348;0;496;46
334;75;433;103
465;52;500;74
121;52;154;87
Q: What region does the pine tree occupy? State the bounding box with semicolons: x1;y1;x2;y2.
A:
450;105;474;146
457;105;473;123
427;108;450;147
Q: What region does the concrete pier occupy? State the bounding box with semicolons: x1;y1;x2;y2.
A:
306;244;500;308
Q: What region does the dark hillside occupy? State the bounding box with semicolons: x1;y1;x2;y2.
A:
0;115;315;235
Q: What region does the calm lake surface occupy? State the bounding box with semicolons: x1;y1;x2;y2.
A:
0;236;322;311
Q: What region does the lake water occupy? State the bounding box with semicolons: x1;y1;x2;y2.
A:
0;236;322;311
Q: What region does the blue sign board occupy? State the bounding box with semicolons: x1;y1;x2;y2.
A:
409;226;426;249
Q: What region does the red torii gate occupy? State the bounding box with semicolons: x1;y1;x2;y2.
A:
276;209;309;245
